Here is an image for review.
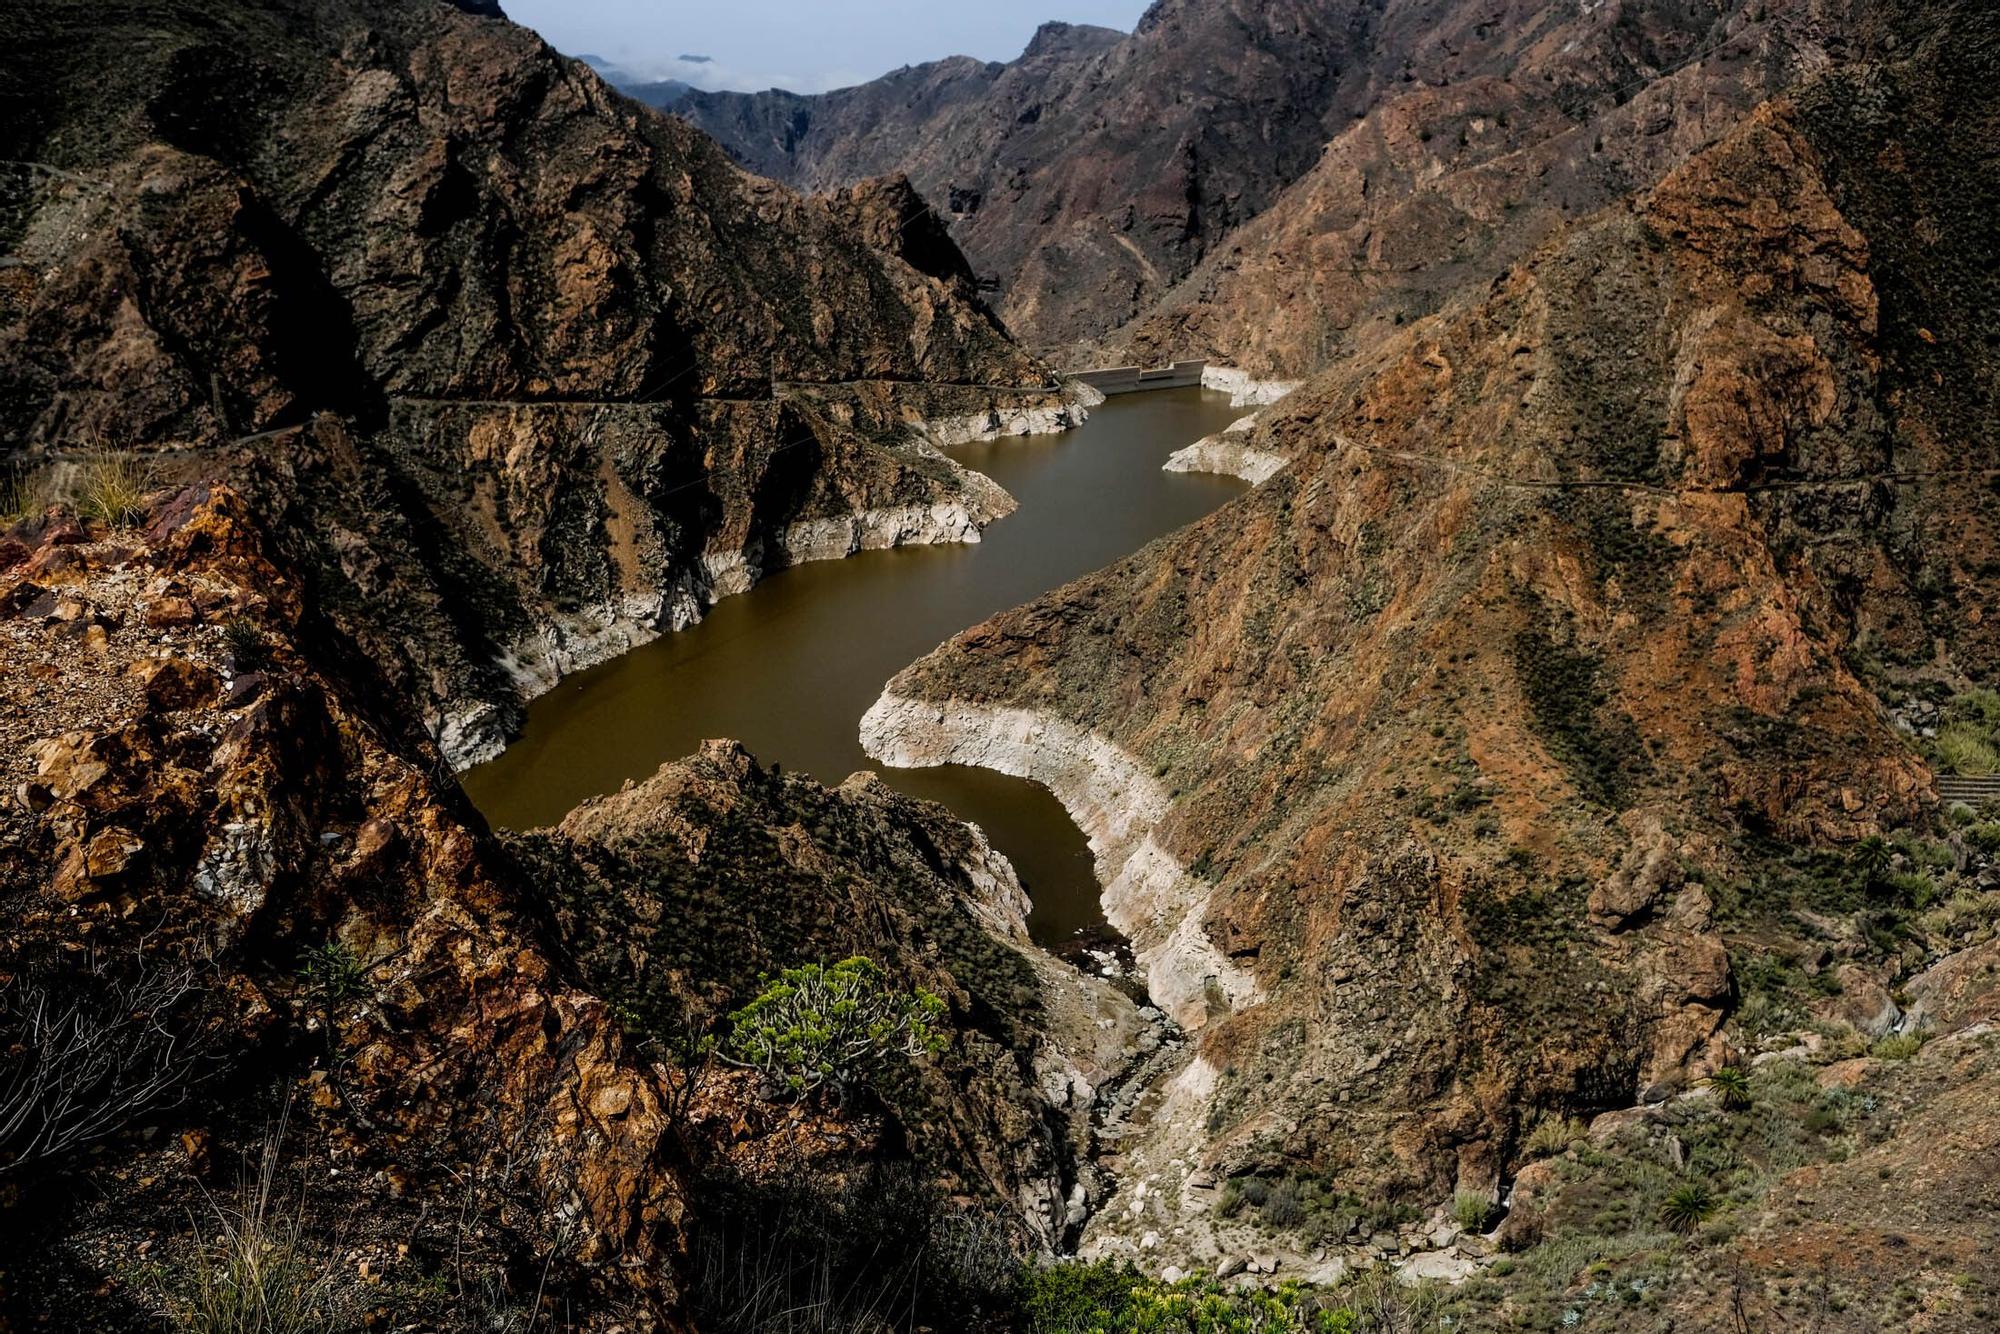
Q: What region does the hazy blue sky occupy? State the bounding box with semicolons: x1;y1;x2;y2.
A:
504;1;1153;94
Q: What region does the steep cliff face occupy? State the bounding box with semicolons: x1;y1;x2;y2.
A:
670;0;1863;361
864;3;1997;1273
1114;0;1871;378
0;0;1085;765
0;487;693;1326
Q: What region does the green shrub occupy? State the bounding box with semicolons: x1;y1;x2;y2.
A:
723;956;945;1103
222;618;270;673
1871;1032;1927;1061
1263;1177;1306;1228
1935;721;2000;776
1014;1261;1381;1333
297;943;368;1009
1524;1114;1587;1159
1659;1182;1715;1234
1453;1190;1495;1232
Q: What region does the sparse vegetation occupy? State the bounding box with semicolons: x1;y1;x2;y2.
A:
1524;1114;1587;1159
1453;1190;1495;1232
1215;1174;1416;1241
1871;1032;1928;1061
722;956;946;1104
1016;1259;1442;1333
73;451;152;527
163;1108;338;1334
0;951;213;1176
1510;613;1650;808
0;466;42;522
692;1164;1015;1334
223;618;270;673
297;942;368;1009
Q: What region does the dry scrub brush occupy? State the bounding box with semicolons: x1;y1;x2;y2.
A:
0;949;215;1175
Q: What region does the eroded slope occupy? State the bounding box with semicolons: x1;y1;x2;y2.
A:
866;2;1998;1273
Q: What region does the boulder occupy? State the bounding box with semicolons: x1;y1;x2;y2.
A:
1589;822;1680;929
1812;963;1903;1037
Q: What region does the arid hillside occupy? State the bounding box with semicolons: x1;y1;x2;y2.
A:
0;485;1131;1329
863;4;2000;1317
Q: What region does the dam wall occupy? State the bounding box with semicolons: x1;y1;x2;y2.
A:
1072;359;1206;396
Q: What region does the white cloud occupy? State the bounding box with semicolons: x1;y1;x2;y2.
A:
616;53;875;94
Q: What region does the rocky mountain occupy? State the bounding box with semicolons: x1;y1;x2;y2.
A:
0;0;1090;766
0;486;1134;1327
862;1;2000;1313
672;0;1873;365
5;0;1999;1329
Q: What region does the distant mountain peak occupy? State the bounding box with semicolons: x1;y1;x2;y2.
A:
1022;19;1123;61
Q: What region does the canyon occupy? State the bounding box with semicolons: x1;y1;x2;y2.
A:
3;0;1999;1331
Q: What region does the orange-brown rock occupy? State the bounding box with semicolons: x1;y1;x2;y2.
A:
0;492;694;1327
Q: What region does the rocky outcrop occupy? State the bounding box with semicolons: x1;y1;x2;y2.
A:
508;738;1145;1250
1163;413;1287;485
0;0;1074;761
1198;367;1301;408
0;487;693;1325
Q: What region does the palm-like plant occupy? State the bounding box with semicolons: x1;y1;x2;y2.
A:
1660;1182;1715;1235
1850;835;1893;893
1706;1065;1753;1112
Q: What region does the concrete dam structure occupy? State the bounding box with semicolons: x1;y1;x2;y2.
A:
1072;359;1207;395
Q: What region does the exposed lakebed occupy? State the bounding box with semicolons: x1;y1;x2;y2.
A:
461;388;1247;947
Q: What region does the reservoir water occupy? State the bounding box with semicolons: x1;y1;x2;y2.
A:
460;388;1247;948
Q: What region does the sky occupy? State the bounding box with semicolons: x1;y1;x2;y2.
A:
502;0;1154;94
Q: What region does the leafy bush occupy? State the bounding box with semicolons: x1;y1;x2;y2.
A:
1015;1261;1414;1333
1658;1182;1714;1235
1871;1032;1927;1061
722;957;945;1103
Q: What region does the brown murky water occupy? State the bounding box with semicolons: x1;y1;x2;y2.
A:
460;388;1247;947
